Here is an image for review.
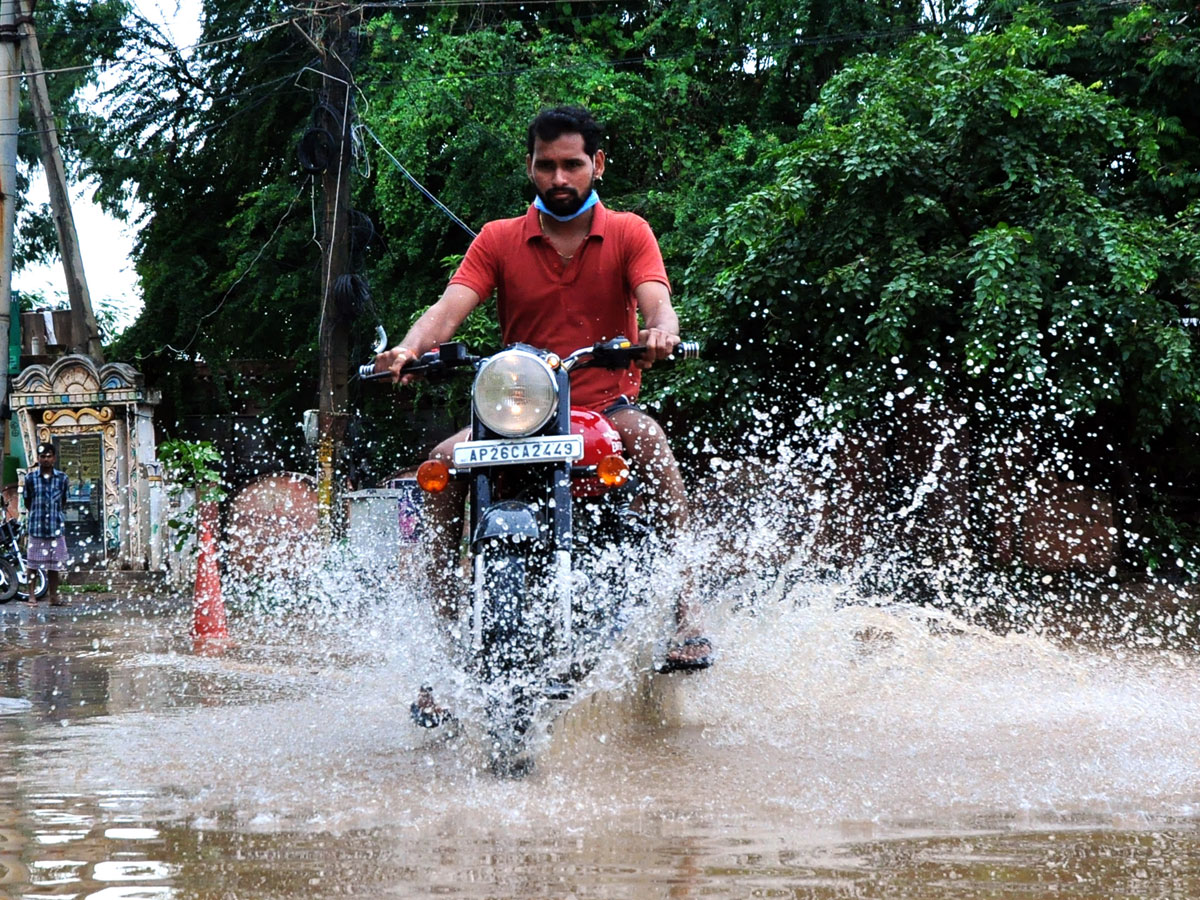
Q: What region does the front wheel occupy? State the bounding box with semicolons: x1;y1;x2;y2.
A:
472;545;547;776
15;564;48;602
0;557;18;603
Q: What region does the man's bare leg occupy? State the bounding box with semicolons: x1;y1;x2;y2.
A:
423;427;470;620
412;427;469;727
47;570;64;606
607;406;711;668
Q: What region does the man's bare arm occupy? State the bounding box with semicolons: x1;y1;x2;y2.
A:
375;283;483;381
634;280;681;368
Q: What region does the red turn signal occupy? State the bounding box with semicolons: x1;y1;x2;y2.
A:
596;454;630;488
417;459;451;493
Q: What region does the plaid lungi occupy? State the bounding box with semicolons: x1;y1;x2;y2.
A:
28;535;68;571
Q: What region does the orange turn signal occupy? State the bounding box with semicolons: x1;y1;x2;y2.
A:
596;454;630;488
417;459;451;493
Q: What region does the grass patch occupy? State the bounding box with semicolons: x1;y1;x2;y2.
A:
62;583;111;594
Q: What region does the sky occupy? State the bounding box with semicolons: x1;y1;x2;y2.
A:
13;0;203;335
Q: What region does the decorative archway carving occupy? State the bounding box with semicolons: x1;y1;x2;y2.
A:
10;355;159;568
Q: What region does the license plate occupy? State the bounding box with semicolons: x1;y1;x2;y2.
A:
453;434;584;468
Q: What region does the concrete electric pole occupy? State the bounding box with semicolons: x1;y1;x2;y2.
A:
17;0;104;362
0;0;20;413
315;3;354;539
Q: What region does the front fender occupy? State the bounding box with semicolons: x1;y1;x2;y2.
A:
472;500;541;546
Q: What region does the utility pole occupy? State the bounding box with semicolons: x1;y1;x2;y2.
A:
17;0;104;361
0;0;19;418
315;3;353;540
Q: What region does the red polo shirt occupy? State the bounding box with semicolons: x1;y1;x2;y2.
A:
448;202;670;411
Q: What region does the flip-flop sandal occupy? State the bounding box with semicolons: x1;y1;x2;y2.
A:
410;685;453;728
410;703;452;729
657;636;714;674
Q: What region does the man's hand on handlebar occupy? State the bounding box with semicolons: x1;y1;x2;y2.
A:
635;327;680;370
374;345;419;384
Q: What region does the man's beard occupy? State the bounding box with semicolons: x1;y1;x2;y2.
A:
537;177;595;218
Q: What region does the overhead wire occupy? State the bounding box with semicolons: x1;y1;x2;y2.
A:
0;14;298;83
313;64;356;352
35;13;330;359
361;123;477;238
41;14;319;357
1;68;309;142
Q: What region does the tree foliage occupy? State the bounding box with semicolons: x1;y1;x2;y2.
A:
982;0;1200;205
356;0;950;326
83;1;323;443
63;0;1200;563
687;13;1198;431
14;0;128;271
348;0;945;460
681;10;1200;569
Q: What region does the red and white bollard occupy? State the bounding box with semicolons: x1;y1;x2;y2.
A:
191;511;230;654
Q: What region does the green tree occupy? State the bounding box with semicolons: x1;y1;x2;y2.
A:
683;13;1200;565
88;2;327;451
14;0;129;271
80;1;963;453
978;0;1200;208
351;1;945;460
356;0;961;323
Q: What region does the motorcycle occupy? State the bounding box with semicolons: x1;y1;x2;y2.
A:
0;518;48;602
362;335;698;775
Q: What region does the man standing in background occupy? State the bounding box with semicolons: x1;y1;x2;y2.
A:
24;442;69;606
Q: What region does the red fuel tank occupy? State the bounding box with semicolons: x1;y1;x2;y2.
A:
570;407;625;497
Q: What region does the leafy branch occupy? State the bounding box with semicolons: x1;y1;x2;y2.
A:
158;438;226;553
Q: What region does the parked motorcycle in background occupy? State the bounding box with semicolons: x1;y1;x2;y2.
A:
0;518;48;602
0;548;16;603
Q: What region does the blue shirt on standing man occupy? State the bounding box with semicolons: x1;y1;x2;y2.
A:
24;445;69;539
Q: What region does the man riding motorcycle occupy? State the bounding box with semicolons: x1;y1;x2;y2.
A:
375;106;712;721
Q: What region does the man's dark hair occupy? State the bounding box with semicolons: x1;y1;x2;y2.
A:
527;106;603;157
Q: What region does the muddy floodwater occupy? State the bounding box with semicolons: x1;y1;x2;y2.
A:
1;580;1199;899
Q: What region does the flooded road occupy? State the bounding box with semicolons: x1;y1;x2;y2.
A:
1;581;1199;898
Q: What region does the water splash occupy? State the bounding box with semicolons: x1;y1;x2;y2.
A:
17;530;1194;838
10;413;1195;838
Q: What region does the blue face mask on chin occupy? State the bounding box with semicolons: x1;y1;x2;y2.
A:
534;189;600;222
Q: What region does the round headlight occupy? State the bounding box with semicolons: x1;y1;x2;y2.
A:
473;349;559;437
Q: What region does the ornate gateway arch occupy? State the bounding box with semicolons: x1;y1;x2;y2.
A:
10;355;160;569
